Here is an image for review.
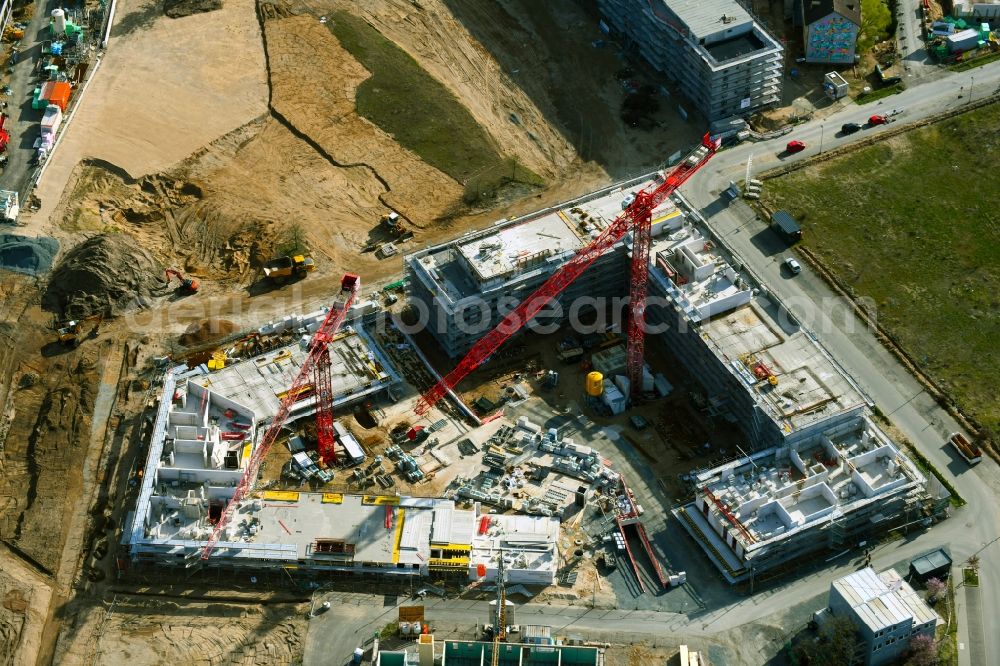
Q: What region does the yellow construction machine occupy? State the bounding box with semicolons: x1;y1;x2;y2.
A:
56;314;103;347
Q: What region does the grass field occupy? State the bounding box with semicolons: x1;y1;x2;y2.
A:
329;12;541;198
763;103;1000;442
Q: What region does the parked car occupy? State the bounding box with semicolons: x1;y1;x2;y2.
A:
868;114;889;126
841;122;862;135
783;257;802;275
785;140;806;154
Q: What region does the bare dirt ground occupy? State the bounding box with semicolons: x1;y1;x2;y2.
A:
23;0;269;236
52;594;307;665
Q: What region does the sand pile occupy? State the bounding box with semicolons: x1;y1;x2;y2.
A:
43;233;166;318
178;318;238;346
0;234;60;276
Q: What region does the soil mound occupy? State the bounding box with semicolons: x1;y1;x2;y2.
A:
178;318;237;346
0;234;59;276
43;233;166;318
164;0;222;18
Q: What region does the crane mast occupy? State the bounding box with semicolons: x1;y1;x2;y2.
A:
200;273;360;560
491;551;507;666
416;134;717;416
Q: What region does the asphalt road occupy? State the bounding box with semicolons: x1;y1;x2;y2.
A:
0;0;53;200
682;59;1000;664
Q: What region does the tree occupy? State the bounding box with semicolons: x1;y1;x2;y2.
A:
858;0;892;54
925;577;946;604
793;615;862;665
967;554;981;571
905;633;938;666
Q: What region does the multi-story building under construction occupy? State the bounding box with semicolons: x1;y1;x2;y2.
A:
597;0;783;121
404;173;950;583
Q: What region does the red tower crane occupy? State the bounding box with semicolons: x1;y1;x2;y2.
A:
200;273;360;560
415;134;718;416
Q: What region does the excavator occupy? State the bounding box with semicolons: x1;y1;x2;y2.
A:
57;314;103;347
165;268;199;295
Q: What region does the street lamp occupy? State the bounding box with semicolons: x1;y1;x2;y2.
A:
969;76;975;104
819;124;825;154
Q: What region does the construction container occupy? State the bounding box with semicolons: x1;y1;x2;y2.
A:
947;28;980;52
51;8;67;34
585;371;604;396
46;82;71;112
601;380;626;415
41;105;63;137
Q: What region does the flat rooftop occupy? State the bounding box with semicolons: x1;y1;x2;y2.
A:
187;326;393;422
409;175;662;302
653;0;754;39
699;299;867;433
457;213;586;283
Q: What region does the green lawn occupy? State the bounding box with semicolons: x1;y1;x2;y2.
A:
329;12;541;199
963;567;980;587
763;103;1000;444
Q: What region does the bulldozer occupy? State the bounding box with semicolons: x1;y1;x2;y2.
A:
165;268;199;295
57;314;103;347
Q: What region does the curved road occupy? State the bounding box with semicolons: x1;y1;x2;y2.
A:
683;59;1000;665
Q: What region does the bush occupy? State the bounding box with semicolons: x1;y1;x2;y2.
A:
925;577;946;604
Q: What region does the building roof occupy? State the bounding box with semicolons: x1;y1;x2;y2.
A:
804;0;862;26
910;548;953;576
654;0;755;40
832;567;939;633
187;326;394;422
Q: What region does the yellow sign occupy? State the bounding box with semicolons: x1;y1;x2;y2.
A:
263;491;300;502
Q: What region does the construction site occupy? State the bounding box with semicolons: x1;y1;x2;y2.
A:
0;0;969;664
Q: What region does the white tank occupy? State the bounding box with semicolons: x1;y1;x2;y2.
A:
51;8;67;34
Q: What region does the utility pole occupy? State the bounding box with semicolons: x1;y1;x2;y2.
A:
969;75;975;104
819;124;825;154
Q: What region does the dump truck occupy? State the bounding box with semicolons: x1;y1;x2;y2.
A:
263;254;316;283
948;432;982;465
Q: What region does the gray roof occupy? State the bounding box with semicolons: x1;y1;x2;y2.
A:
804;0;862;26
655;0;755;40
910;549;952;576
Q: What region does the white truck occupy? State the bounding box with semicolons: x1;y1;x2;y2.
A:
1;190;18;222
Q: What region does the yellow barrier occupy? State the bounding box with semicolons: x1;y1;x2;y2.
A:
262;491;300;502
363;495;400;505
322;493;344;504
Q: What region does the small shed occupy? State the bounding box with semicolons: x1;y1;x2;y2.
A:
909;548;953;583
